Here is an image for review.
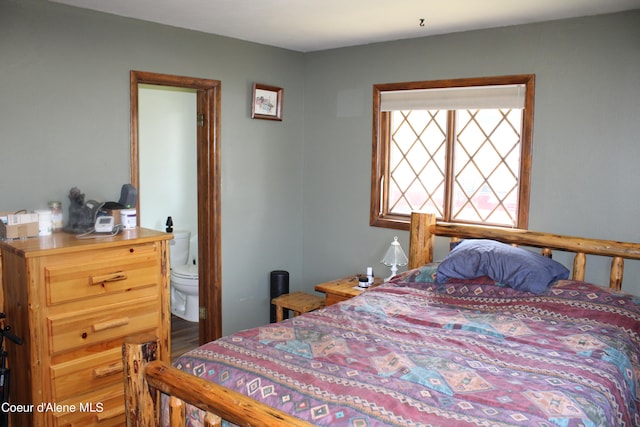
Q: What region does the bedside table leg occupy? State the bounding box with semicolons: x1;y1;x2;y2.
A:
275;304;284;322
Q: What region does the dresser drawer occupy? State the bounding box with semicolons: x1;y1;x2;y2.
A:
51;347;122;401
44;243;160;305
51;383;126;426
48;299;159;355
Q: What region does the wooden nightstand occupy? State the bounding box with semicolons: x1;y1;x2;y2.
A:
271;292;325;322
314;275;384;306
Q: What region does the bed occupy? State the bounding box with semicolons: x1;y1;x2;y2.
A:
123;212;640;426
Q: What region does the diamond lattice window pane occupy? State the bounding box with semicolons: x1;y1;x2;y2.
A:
488;163;518;196
388;187;412;214
405;180;429;211
405;110;433;134
390;159;416;191
454;161;483;198
392;111;423;152
456;112;485;155
475;143;501;176
406;141;429;174
420;160;445;194
386;105;523;226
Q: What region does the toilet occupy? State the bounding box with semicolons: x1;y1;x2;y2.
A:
170;230;200;322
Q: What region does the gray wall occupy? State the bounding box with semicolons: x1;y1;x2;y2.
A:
2;1;639;333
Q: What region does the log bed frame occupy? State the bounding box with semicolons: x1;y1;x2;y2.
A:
123;212;640;426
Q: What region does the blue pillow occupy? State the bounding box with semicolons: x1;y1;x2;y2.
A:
435;239;569;294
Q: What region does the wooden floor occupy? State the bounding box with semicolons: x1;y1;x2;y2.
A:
171;314;199;361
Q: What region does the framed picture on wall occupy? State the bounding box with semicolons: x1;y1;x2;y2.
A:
251;83;283;121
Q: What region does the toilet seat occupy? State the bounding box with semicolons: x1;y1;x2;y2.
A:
171;264;199;280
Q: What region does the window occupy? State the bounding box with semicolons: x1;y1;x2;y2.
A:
370;75;535;231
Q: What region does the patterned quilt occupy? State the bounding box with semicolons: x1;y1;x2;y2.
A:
173;268;640;426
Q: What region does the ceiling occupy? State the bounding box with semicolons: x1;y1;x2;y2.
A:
50;0;640;52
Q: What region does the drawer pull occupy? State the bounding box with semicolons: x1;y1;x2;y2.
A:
89;271;128;286
93;362;123;379
92;317;130;332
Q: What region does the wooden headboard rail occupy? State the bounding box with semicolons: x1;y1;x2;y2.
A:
408;212;640;291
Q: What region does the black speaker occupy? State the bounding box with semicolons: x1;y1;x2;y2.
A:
270;270;289;323
118;184;138;209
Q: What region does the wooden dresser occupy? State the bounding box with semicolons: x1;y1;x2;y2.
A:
0;228;171;426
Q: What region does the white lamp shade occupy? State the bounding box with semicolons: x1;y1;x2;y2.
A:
380;236;408;281
381;236;408;267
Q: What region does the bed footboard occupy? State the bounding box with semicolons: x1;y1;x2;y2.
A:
123;334;314;427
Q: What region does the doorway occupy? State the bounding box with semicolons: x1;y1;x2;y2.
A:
130;70;222;345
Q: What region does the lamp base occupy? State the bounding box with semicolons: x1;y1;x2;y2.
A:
385;264;399;282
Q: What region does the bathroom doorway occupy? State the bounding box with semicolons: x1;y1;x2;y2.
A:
130;70;222;347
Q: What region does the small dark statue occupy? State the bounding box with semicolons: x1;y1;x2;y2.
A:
63;187;104;233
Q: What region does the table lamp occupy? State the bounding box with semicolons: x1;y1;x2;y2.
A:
381;236;408;281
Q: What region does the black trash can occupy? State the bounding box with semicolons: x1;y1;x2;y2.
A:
270;270;289;323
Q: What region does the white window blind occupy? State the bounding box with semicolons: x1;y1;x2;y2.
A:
380;84;526;111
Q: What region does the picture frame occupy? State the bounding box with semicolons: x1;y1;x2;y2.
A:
251;83;283;121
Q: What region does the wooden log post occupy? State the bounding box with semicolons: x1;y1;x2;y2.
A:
169;396;186;426
610;256;624;291
573;252;586;281
409;212;436;269
123;334;160;427
204;412;223;427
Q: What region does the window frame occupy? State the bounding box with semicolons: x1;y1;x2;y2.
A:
370;74;535;231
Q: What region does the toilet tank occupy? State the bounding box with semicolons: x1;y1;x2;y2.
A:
169;230;191;266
